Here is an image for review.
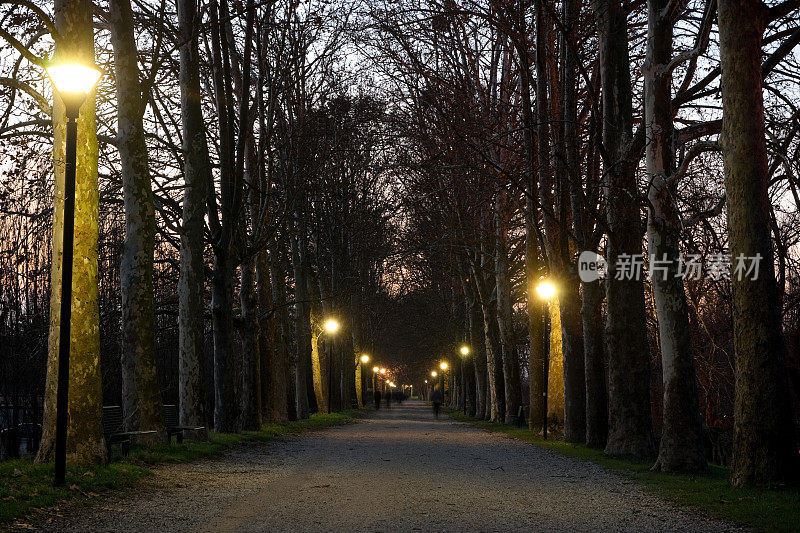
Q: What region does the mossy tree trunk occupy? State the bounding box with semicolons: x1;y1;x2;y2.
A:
718;0;797;486
37;0;106;464
109;0;165;443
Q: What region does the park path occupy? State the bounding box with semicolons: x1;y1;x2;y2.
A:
37;401;740;532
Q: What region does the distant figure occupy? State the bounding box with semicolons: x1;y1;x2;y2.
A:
385;389;392;409
431;385;444;420
374;389;382;410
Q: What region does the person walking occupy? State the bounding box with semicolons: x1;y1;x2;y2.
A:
431;384;443;420
374;388;381;410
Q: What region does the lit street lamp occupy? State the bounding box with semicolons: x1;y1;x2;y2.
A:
322;317;339;413
46;62;102;488
439;362;448;403
459;346;470;415
535;279;557;440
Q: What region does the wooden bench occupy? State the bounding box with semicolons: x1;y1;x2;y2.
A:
102;406;157;456
164;404;205;444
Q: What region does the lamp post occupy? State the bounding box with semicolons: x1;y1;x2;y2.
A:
46;62;102;488
439;362;448;404
323;318;339;413
459;346;469;415
358;354;369;407
535;279;557;440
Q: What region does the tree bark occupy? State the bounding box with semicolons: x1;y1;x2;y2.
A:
239;256;261;430
109;0;165;444
718;0;797;486
291;228;312;419
37;0;106;464
176;0;208;430
645;0;706;473
594;0;655;457
257;251;286;422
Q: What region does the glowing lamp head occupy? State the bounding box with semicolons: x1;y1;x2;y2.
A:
379;368;386;375
324;319;340;333
535;280;557;300
440;362;448;371
431;371;437;378
424;379;428;384
460;345;470;356
372;366;380;373
46;63;102;118
360;354;370;364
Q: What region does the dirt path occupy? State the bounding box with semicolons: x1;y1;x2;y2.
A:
36;401;741;532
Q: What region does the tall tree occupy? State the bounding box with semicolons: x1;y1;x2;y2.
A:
644;0;706;472
108;0;165;443
718;0;798;486
593;0;655;457
37;0;106;464
176;0;209;431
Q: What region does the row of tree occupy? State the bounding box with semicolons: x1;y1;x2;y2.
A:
1;0;799;489
361;0;800;487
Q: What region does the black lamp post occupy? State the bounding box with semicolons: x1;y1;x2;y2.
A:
535;279;556;441
46;63;102;487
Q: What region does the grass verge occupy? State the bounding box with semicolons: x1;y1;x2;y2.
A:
0;409;363;527
447;409;800;532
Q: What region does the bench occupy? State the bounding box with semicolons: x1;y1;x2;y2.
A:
509;405;526;427
102;406;157;456
164;404;205;444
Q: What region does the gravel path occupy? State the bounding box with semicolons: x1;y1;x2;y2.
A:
35;400;741;532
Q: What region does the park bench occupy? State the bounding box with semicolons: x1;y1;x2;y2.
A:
509;405;526;427
164;404;205;444
102;405;156;456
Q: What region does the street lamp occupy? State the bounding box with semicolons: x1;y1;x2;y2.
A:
46;61;102;488
440;362;448;371
322;317;339;413
459;346;470;415
360;354;370;364
431;371;437;378
535;279;557;439
439;362;448;402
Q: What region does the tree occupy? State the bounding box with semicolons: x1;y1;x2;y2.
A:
718;0;798;486
108;0;165;443
176;0;209;432
37;0;106;464
593;0;655;457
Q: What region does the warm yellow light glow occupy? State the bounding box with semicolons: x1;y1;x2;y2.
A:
460;345;470;356
372;366;379;373
360;354;370;364
324;319;340;333
46;63;102;95
379;368;386;375
536;280;557;300
440;362;448;371
424;380;428;384
431;371;437;378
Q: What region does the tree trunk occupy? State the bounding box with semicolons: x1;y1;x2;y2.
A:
594;0;655;457
239;257;261;430
718;0;797;486
291;229;312;419
257;251;285;422
109;0;165;444
495;203;522;425
464;270;487;419
473;258;505;422
37;0;106;464
176;0;208;430
645;0;706;473
211;248;237;432
581;279;607;447
270;253;296;421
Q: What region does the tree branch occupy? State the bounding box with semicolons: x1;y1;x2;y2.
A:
0;76;51;115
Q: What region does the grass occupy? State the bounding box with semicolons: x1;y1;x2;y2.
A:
0;409;363;527
447;409;800;532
